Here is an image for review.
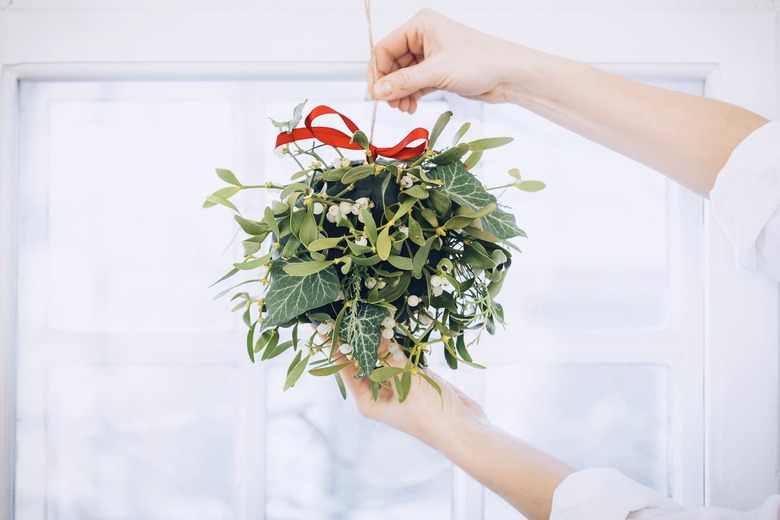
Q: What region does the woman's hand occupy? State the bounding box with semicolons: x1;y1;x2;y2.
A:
369;9;520;114
339;337;486;450
338;337;574;520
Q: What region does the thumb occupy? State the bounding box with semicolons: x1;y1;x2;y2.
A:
373;61;440;101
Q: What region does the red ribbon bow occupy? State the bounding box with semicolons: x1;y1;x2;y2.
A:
274;105;429;161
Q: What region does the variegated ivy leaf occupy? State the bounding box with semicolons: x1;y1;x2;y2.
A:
338;301;387;377
263;257;340;329
434;162;524;240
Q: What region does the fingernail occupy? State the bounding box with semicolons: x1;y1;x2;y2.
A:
374;80;392;98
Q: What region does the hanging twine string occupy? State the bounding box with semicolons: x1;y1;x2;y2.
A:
364;0;379;146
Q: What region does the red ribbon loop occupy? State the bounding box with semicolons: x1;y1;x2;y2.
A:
274;105;429;161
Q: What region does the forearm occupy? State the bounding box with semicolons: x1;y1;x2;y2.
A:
496;44;768;196
429;412;574;520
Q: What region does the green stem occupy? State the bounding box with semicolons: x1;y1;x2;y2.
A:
242;183;286;190
485;182;515;191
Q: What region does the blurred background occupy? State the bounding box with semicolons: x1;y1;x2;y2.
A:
1;1;778;519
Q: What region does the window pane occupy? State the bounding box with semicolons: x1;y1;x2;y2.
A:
24;83;239;335
484;364;669;519
35;365;237;520
483;78;702;331
265;367;452;520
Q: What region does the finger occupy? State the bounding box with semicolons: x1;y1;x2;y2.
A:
367;52;419;93
373;13;426;77
373;60;441;102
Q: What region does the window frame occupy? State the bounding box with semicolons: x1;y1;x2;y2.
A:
1;4;778;516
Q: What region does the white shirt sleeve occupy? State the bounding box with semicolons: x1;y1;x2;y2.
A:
709;121;780;281
551;469;780;520
551;123;780;520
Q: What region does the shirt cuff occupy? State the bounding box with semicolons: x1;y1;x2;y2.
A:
550;469;684;520
709;121;780;279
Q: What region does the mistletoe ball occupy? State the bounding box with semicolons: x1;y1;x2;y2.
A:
205;102;545;400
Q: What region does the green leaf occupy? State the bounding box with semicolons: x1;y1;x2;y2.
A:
369;366;405;382
338;301;387;376
456;334;472;362
307;236;343;252
452;122;471;146
444;346;457;369
420;208;438;227
351;255;380;266
465;137;513;151
508;168;521;180
214;278;261;299
402;185;429;199
464;243;497;269
320;167;348;182
377;272;411;302
488;270;507;298
259;329;280;359
427;189;452;215
203;186;242;208
387;255;413;271
361;209;378;245
234;255;270;270
281;235;302;257
234;215;267;236
342;164;374;184
335;372;348;399
263;207;281;239
290;99;307;129
289;208;305;237
517;180;546;192
419;372;443;406
216;168;242;186
352;130;370;151
242;239;262;256
210;267;239;287
282;260;334;276
290;168;310;181
456;203;496;219
396;370;412;402
272;99;308;132
263;339;294;360
462;225;501;243
271;200;289;215
263;258;340;328
330;304;349;357
407;216;425;246
413;236;437;279
435;162;523;240
483;209;526;240
309;362;352;377
254;328;277;354
376;227;392;260
280;182;311;200
428;110;453;150
284;353;310;391
299;209;319;246
442;215;475;230
346;241;373;256
390;197;417;223
464;150;483;170
246;323;256;363
430;143;469;165
205;194;239;213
